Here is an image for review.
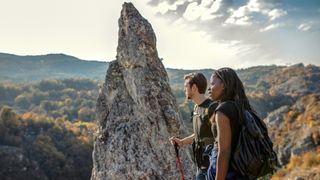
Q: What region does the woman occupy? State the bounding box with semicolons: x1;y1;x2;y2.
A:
207;67;253;180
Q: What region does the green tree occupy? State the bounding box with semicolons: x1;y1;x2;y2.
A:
32;134;66;178
36;79;65;92
78;108;95;122
0;107;22;146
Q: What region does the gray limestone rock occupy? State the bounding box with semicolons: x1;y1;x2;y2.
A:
265;105;289;128
91;2;193;180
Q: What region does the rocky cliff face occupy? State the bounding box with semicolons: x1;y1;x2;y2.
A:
266;94;320;165
91;3;193;180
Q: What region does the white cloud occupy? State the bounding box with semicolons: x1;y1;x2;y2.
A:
224;6;252;26
157;2;174;14
224;1;261;26
224;15;252;26
182;0;225;21
247;0;262;12
260;23;284;32
246;0;277;13
232;6;248;18
268;9;287;21
207;0;224;14
224;0;287;26
201;0;213;7
200;0;225;21
298;23;312;31
183;2;202;21
156;0;185;15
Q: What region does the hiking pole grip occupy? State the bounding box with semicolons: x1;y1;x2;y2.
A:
173;142;185;180
174;142;179;156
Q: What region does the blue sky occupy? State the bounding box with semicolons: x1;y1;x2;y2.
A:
0;0;319;69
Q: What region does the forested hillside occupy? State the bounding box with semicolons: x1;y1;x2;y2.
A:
0;79;99;122
0;78;98;179
0;106;95;180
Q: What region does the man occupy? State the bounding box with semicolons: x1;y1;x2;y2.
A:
170;72;217;180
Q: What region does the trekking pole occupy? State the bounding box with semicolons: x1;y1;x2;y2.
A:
174;142;185;180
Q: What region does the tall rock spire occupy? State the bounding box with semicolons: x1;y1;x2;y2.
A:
91;2;192;179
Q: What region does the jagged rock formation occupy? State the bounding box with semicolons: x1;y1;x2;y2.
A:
91;3;193;180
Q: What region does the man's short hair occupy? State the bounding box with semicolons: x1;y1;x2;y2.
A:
184;72;207;94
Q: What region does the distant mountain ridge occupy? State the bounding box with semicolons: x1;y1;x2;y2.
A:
1;52;284;84
0;53;109;81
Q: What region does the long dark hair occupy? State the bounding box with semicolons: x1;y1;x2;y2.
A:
214;67;253;123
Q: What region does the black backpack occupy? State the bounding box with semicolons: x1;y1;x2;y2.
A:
231;110;279;179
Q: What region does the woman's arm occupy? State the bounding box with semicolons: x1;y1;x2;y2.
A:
215;111;232;180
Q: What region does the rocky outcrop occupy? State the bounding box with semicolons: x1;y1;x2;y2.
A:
265;105;289;128
91;3;193;180
266;94;320;165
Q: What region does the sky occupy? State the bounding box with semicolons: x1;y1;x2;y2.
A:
0;0;319;69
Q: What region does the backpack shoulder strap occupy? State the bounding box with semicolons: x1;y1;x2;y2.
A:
207;101;218;118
